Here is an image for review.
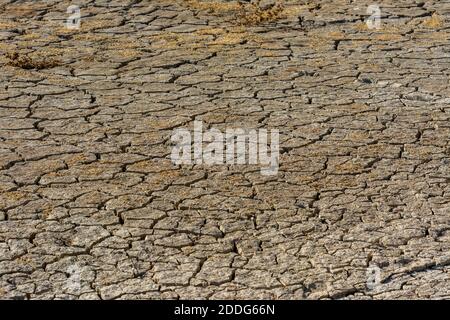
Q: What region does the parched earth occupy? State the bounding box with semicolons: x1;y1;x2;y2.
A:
0;0;449;300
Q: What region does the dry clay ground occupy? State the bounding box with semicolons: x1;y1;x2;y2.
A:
0;0;449;299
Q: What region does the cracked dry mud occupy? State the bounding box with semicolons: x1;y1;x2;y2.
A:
0;0;449;300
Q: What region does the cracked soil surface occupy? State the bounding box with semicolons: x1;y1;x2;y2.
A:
0;0;449;299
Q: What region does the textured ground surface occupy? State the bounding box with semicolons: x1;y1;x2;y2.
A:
0;0;449;299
